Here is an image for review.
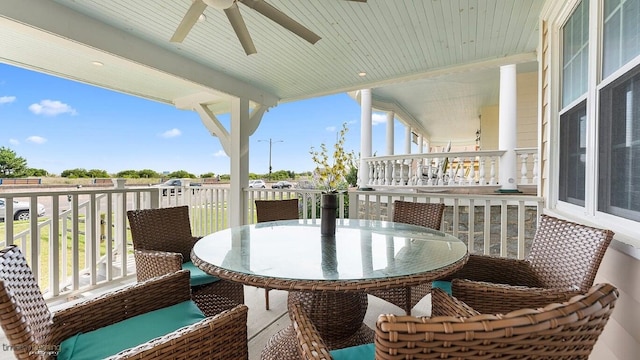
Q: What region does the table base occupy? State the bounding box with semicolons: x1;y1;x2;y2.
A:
260;291;375;360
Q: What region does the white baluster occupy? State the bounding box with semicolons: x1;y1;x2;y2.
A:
489;157;497;185
427;159;434;185
520;153;529;184
368;161;375;187
456;160;464;186
416;158;424;185
479;156;486;185
448;158;455;185
393;161;401;185
468;157;476;185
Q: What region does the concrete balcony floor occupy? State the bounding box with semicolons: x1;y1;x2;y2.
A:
0;283;431;360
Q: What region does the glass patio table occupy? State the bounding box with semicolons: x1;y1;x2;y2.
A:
191;219;468;360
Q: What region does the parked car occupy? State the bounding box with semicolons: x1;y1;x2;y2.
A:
272;181;293;189
295;180;316;189
0;198;46;221
249;179;266;188
153;178;201;196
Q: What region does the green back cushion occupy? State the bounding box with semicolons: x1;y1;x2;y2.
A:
329;343;375;360
182;261;220;286
58;300;205;360
432;280;452;295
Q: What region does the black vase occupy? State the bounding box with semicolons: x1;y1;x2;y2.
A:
321;193;338;236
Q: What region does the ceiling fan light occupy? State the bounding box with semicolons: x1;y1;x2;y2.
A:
203;0;234;10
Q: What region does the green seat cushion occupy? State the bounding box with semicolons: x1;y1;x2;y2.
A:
182;261;221;286
432;280;452;295
58;300;205;360
329;343;375;360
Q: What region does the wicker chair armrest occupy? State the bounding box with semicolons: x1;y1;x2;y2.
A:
444;254;543;287
291;302;333;360
430;288;480;317
106;304;249;360
50;271;192;344
134;249;183;282
451;279;581;314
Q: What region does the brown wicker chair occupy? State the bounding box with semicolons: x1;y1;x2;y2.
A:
292;283;618;360
255;198;300;309
0;245;249;360
444;213;615;314
368;200;446;314
127;206;244;316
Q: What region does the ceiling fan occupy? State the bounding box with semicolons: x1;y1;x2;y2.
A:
171;0;367;55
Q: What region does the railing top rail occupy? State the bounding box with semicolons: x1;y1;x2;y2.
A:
353;189;543;203
365;150;506;161
0;187;157;198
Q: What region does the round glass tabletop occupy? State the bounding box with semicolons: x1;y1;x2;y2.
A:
192;219;467;282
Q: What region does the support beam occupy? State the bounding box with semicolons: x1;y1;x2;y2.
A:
498;64;520;193
386;112;395;156
359;89;372;189
229;98;252;227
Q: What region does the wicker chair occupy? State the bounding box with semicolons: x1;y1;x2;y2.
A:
255;198;300;309
127;206;244;316
444;213;615;314
0;245;249;360
368;200;446;314
292;283;618;360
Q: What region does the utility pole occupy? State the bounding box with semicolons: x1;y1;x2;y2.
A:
258;138;283;181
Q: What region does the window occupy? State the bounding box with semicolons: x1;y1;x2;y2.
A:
559;0;589;206
559;101;587;206
599;64;640;221
562;0;589;107
603;0;640;78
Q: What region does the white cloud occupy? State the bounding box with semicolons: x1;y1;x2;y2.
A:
29;99;77;116
26;136;47;144
213;150;227;157
9;138;19;145
325;126;337;132
372;112;387;125
0;96;16;104
160;128;181;138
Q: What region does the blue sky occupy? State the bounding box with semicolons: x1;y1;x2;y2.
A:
0;63;410;176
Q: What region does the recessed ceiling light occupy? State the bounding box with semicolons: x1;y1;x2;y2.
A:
358;72;367;77
91;61;104;67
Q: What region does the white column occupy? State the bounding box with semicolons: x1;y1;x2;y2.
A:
359;89;373;188
498;64;520;192
229;97;251;226
386;112;394;155
404;126;412;154
418;134;424;153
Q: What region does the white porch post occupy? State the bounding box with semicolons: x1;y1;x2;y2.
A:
404;126;412;154
359;89;372;188
418;134;424;153
498;64;520;193
386;112;394;155
229;97;251;226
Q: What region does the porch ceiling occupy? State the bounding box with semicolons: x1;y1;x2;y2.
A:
0;0;543;146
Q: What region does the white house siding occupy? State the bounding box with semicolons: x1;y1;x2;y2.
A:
591;245;640;360
540;1;640;359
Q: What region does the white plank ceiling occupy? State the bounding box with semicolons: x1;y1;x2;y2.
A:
0;0;545;146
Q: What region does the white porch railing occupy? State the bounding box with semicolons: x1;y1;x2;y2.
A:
1;185;541;304
362;148;538;188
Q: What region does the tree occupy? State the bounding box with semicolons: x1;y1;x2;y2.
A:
200;172;216;178
87;169;109;178
0;147;28;178
167;170;195;178
137;169;160;178
61;168;90;178
25;168;48;177
116;169;140;178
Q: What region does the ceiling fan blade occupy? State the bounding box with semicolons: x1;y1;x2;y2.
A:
240;0;321;44
171;0;208;42
225;3;257;55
